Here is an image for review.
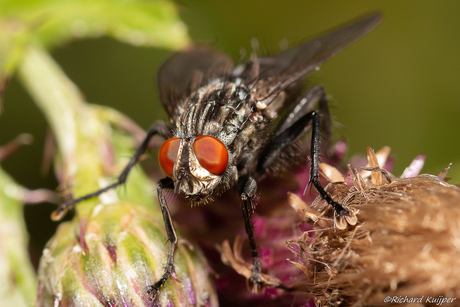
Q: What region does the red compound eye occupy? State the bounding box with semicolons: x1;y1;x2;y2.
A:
158;137;181;177
193;135;228;175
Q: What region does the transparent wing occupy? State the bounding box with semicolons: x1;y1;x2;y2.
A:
237;13;382;91
157;45;234;119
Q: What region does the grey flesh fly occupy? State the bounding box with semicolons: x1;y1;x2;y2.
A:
54;12;382;299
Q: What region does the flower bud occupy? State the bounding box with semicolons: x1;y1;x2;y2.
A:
37;199;217;306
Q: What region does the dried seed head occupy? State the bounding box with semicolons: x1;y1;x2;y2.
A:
217;145;460;306
289;148;460;306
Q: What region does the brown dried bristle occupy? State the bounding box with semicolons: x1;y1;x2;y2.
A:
293;169;460;306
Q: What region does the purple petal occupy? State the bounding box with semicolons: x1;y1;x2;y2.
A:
401;154;426;178
382;154;395;173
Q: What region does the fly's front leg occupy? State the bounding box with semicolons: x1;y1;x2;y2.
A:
238;175;264;293
52;122;172;220
147;177;178;300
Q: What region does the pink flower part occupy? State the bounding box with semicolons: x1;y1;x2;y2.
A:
333;139;348;160
438;163;452;181
252;216;266;237
348;154;368;170
185;277;197;305
299;222;313;234
259;246;273;266
401;154;426;178
341;169;353;186
264;288;280;297
382;154;395;173
79;218;89;254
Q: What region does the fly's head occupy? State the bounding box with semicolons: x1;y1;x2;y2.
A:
158;134;233;204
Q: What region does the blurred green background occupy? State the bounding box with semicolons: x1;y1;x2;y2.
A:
2;0;460;264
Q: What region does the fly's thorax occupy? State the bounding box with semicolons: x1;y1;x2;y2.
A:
175;77;251;137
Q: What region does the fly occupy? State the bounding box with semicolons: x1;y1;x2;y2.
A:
53;13;382;299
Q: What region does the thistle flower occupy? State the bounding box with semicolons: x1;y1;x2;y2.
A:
18;43;217;306
288;148;460;306
214;143;460;306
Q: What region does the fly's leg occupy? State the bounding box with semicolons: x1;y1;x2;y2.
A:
52;122;172;220
256;86;352;222
285;109;351;218
238;175;264;293
290;84;332;153
316;85;332;152
147;177;178;300
256;85;331;174
308;111;349;216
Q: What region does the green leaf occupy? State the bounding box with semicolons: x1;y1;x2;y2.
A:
0;20;29;100
0;166;37;306
0;0;190;49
